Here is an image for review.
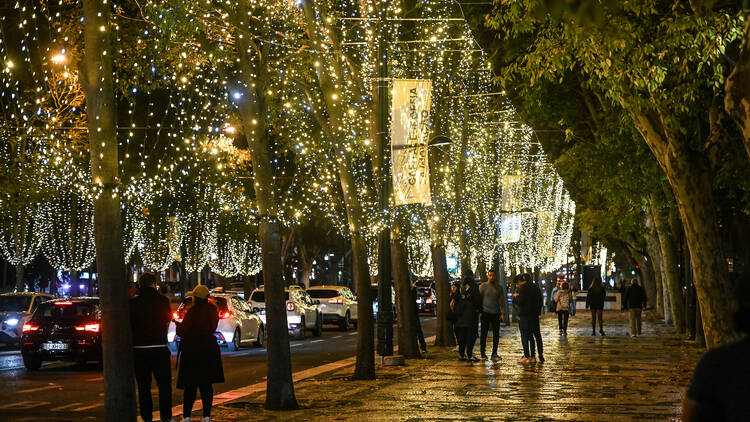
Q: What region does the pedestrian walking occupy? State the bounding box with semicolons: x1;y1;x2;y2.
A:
478;270;505;361
454;278;480;362
623;279;647;337
555;282;572;336
514;274;545;363
175;285;224;422
130;273;174;422
586;277;606;336
569;283;578;316
411;282;427;353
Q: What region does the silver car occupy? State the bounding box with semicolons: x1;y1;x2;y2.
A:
248;287;323;339
0;293;55;345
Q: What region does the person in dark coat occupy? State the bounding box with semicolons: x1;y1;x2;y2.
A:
410;282;427;353
454;278;480;362
130;273;174;422
586;277;606;336
514;274;544;363
175;285;224;422
623;279;647;337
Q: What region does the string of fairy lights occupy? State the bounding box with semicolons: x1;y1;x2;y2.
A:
0;0;575;285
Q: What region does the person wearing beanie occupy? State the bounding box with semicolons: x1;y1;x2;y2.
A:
175;285;225;422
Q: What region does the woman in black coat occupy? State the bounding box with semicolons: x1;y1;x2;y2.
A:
176;285;224;421
454;279;480;362
586;277;606;336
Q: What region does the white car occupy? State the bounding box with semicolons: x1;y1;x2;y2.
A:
248;287;322;339
306;286;357;331
0;292;55;345
168;293;264;351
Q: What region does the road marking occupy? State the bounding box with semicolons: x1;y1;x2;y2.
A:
51;402;84;411
0;350;20;356
0;400;50;409
72;402;104;411
150;335;436;421
330;335;342;339
17;384;60;393
87;376;104;382
310;339;324;343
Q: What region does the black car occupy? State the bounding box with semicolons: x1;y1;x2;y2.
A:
415;286;436;314
21;298;102;370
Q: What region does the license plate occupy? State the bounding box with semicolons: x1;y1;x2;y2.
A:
43;342;68;351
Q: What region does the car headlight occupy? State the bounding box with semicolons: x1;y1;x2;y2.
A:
5;318;19;326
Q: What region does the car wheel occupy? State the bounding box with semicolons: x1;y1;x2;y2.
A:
228;329;240;351
254;325;265;348
313;312;323;337
23;354;42;371
295;317;306;340
339;312;350;331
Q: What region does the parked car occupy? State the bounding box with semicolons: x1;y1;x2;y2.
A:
247;287;322;339
20;298;101;370
306;286;357;331
415;286;436;314
168;293;264;352
1;292;55;346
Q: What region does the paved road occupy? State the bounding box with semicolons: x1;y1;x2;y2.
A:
0;316;437;420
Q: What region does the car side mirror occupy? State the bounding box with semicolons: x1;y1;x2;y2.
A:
252;307;260;313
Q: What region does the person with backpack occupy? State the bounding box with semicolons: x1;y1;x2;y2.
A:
555;282;572;336
586;277;606;336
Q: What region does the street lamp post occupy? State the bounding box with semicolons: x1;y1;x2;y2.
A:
375;4;394;358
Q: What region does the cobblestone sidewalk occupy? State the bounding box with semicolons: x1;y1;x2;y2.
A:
209;311;703;421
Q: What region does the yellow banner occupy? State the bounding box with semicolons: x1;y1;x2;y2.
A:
391;79;432;205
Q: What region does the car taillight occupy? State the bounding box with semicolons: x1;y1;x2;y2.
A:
54;301;73;306
221;311;231;319
22;324;39;332
75;323;100;333
425;298;433;304
328;298;343;304
287;302;296;311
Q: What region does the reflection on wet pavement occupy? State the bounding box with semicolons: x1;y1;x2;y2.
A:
212;311;703;421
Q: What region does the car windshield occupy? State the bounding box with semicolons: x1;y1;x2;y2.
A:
35;301;99;321
307;289;340;299
0;296;32;312
415;280;432;288
416;288;432;297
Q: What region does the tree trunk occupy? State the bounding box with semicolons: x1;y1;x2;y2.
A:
645;219;666;320
392;221;420;358
15;263;24;293
629;108;735;348
725;18;750;163
351;233;375;379
232;9;297;405
80;1;136;419
431;244;454;346
258;219;297;409
651;198;686;333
